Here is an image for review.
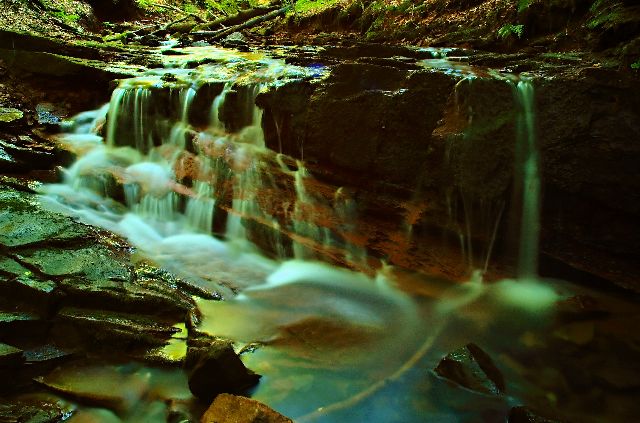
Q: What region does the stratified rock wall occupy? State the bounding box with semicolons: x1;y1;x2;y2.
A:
258;58;640;289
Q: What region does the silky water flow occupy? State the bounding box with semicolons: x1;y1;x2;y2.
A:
40;49;568;422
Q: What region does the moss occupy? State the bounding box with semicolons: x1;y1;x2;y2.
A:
0;108;24;123
291;0;341;16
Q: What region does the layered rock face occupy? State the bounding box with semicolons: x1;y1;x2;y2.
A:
256;49;640;289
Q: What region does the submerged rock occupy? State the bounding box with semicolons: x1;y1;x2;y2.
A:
201;393;292;423
434;343;505;395
187;338;260;402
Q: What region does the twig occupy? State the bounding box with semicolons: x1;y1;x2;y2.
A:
191;6;289;41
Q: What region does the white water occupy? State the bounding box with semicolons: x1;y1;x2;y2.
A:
513;79;540;278
39;47;562;422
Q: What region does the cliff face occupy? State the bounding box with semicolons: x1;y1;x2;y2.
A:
256;49;640;290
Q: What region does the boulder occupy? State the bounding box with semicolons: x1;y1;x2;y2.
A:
201;393;292;423
434;343;505;395
187;338;260;402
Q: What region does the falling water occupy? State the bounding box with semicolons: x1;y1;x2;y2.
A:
37;48;570;422
513;79;540;278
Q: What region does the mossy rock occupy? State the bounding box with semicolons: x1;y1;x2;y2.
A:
0;108;24;124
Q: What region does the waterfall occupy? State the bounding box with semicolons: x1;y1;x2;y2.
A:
513;79;540;278
41;53;372;290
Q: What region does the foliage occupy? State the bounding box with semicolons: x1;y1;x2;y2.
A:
632;60;640;70
587;0;627;30
517;0;534;12
52;10;80;23
497;23;524;39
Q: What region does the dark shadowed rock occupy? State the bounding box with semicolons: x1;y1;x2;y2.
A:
0;394;76;423
201;393;292;423
0;342;24;367
186;338;260;402
434;343;505;395
508;406;563;423
0;309;49;345
57;275;194;320
52;307;180;351
0;256;58;315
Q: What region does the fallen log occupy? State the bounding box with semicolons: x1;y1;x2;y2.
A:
192;5;280;32
191;6;289;41
151;2;207;23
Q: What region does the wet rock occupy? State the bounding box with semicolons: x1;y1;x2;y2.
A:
16;245;131;282
57;275;194;319
0;343;24;367
0;47;143;84
161;73;179;83
0;136;68;173
35;363;145;413
0;256;58;314
35;103;63;131
434;343;505;395
0;394;76;423
259;63;456;187
52;307;180;351
0;310;49;345
0;107;24;124
24;345;72;366
222;32;249;51
0;188;93;247
186;338;260;402
138;34;161;47
201;393;292;423
508;406;563;423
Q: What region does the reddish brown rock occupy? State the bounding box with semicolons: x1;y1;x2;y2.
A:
201;393;292;423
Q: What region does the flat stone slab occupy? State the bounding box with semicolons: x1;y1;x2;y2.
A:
16;245;131;282
54;307;181;349
0;188;92;248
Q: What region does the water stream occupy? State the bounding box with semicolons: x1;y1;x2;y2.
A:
36;47;634;422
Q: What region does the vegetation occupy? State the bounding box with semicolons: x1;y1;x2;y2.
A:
498;23;524;39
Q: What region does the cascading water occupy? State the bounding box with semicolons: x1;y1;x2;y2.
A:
39;47;564;422
513;79;540;278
